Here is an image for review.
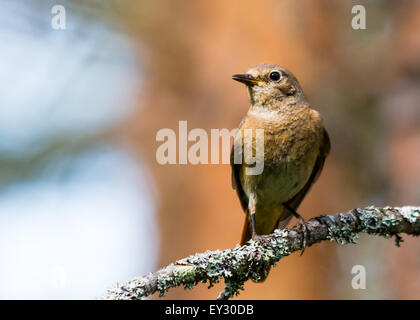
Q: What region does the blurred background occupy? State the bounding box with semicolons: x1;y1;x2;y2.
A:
0;0;419;299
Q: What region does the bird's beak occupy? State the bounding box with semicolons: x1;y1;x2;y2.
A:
232;73;260;86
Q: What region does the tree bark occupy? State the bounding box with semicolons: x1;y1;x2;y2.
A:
103;206;420;300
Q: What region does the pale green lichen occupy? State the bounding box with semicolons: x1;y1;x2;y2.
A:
193;229;294;298
104;206;420;300
173;265;196;289
272;229;292;256
358;206;382;233
398;206;420;224
157;273;172;296
381;212;399;227
357;206;415;246
327;214;359;244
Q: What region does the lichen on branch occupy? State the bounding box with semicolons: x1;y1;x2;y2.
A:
103;206;420;300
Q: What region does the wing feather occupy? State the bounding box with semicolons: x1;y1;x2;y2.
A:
284;128;330;214
230;117;248;212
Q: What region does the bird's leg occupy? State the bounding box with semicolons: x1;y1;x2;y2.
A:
284;203;308;255
249;194;270;245
248;193;258;239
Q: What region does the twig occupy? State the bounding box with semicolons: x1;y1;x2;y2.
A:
103;206;420;300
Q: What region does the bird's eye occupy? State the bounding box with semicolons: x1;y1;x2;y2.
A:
269;71;282;82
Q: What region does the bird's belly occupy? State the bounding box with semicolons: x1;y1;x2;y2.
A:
238;113;322;233
239;119;320;207
240;159;312;235
241;159;311;209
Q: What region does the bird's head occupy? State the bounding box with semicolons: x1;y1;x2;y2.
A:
232;64;304;107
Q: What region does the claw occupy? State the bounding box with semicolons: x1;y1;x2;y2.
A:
296;218;307;255
283;203;309;256
251;233;271;246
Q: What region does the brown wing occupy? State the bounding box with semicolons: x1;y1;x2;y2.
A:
284;128;331;215
230;117;248;212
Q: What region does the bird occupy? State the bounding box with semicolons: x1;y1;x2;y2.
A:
230;64;330;279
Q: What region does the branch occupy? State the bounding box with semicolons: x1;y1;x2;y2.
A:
103;206;420;300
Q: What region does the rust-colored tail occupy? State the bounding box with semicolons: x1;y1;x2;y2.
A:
240;214;252;246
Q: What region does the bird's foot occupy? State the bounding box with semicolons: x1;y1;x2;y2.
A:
295;217;308;256
251;233;271;247
283;203;309;256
